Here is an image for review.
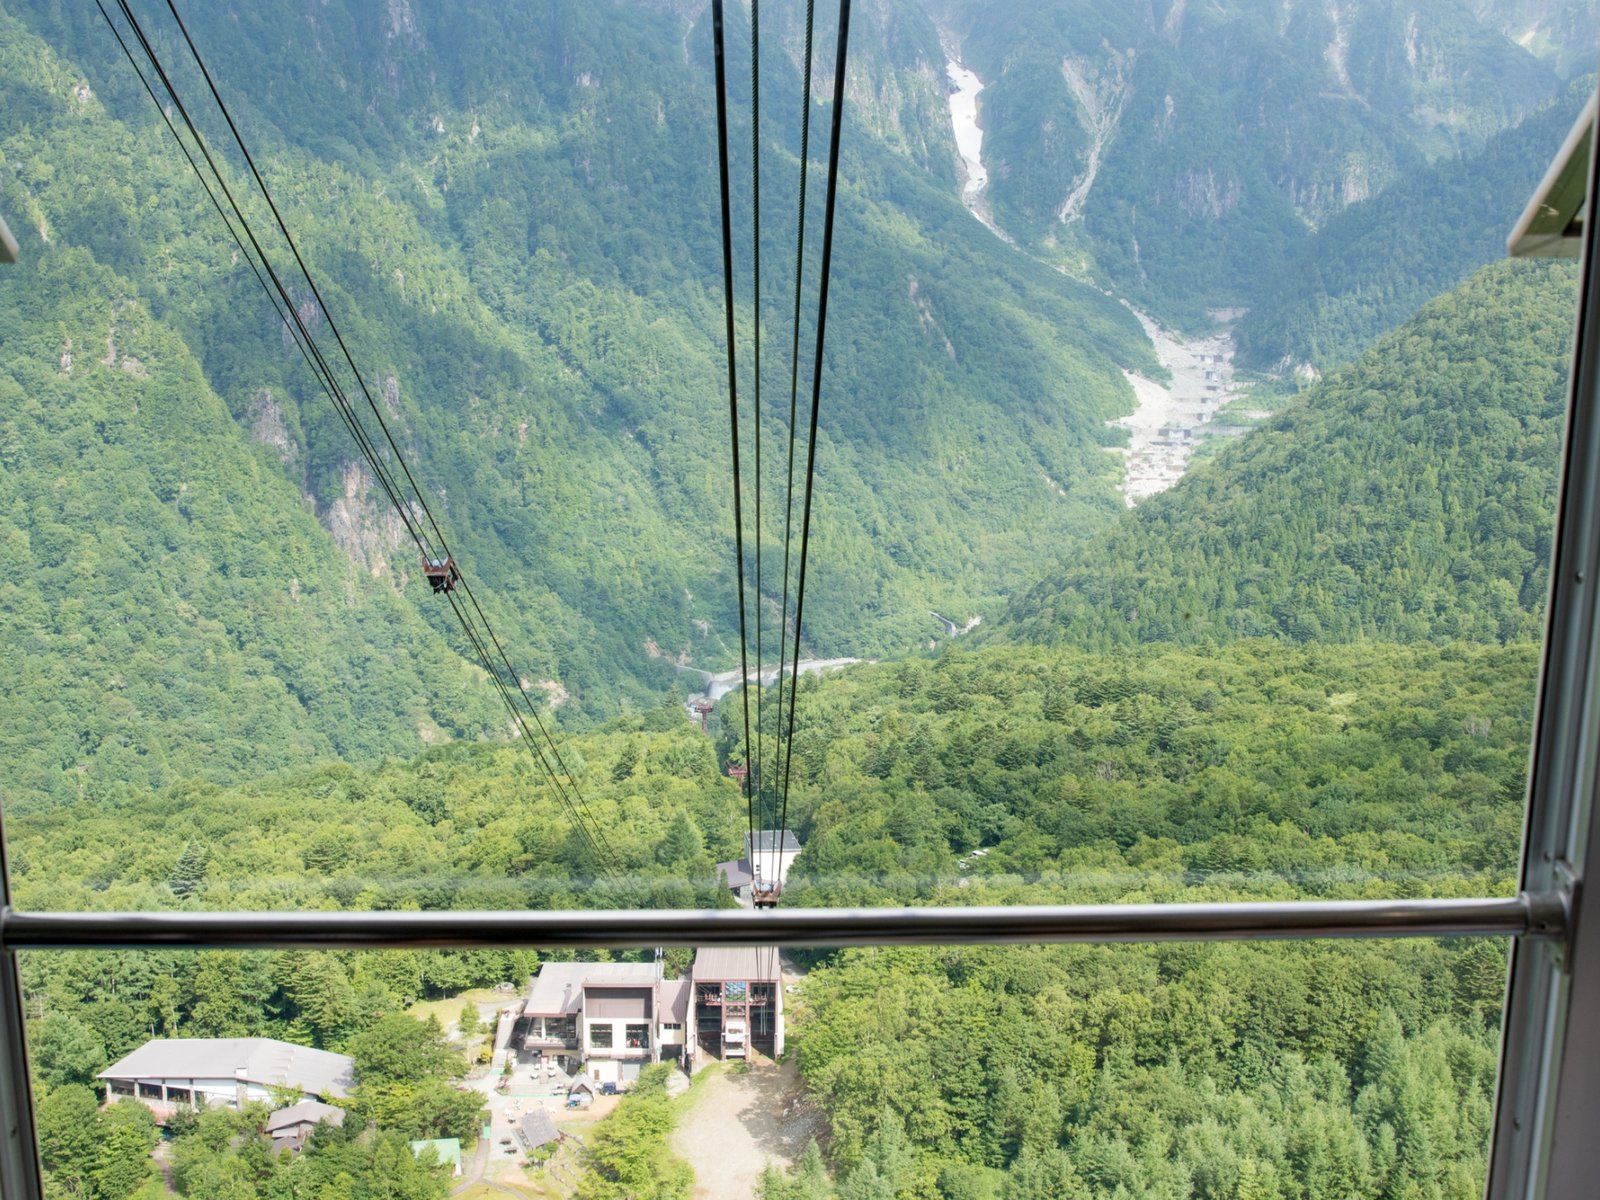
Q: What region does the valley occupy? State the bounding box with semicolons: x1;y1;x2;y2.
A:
678;657;863;710
1;1;1594;1198
942;41;1250;505
944;57;1000;234
1106;306;1247;505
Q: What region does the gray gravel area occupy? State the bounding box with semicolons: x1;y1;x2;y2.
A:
671;1060;825;1200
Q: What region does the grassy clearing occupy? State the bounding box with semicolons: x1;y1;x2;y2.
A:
669;1061;726;1117
406;987;509;1030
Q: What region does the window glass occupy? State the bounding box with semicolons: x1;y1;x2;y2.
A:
0;2;1581;924
2;0;1593;1198
18;938;1510;1195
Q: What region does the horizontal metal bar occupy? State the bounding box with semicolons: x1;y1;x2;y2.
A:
0;894;1565;951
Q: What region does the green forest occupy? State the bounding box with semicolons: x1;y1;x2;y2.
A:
1235;79;1592;372
11;630;1537;1197
1000;261;1577;651
2;0;1594;1196
0;0;1155;781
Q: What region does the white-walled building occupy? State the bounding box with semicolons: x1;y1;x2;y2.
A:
716;829;802;901
521;960;682;1086
518;953;766;1083
99;1038;353;1122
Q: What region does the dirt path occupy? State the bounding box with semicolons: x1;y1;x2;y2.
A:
671;1061;824;1200
451;1137;491;1195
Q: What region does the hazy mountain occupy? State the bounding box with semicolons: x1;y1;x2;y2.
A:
1;0;1580;808
1472;0;1600;74
1236;76;1591;372
927;0;1564;325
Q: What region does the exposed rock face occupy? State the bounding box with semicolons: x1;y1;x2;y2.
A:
1174;168;1241;220
1057;48;1133;225
382;374;403;421
324;459;412;583
247;389;299;468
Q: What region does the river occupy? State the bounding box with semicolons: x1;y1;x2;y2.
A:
678;657;862;714
1107;306;1249;506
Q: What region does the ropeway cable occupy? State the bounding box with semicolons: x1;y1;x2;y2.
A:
772;0;818;896
102;0;433;568
711;0;760;877
100;0;620;881
711;0;853;902
775;0;852;867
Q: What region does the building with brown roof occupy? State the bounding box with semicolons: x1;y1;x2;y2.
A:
691;947;783;1061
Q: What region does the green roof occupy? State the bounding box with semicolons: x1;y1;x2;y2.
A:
408;1138;463;1172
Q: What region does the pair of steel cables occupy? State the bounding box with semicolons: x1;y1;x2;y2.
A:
710;0;852;904
94;0;622;882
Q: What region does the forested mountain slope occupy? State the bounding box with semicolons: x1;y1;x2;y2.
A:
998;259;1576;650
13;636;1533;1195
1473;0;1600;74
0;238;505;812
931;0;1562;325
1236;78;1591;372
0;0;1155;804
769;639;1531;904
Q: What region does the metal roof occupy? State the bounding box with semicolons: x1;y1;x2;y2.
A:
265;1100;345;1133
716;858;754;888
525;961;657;1015
1510;92;1594;258
99;1038;354;1099
692;946;781;983
747;830;800;855
660;979;691;1024
519;1110;559;1149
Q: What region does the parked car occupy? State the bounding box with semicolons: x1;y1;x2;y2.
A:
599;1082;618;1096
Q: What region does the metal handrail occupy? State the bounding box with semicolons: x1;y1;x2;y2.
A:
0;893;1565;951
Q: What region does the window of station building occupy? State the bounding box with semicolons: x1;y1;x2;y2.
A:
587;1024;613;1051
625;1023;650;1049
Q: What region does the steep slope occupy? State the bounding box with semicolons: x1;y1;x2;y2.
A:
997;259;1576;649
1237;78;1591;372
1472;0;1600;74
0;240;505;812
4;0;1154;729
931;0;1561;325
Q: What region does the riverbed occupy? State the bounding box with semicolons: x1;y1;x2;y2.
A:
942;52;1244;505
1106;308;1241;505
679;657;862;719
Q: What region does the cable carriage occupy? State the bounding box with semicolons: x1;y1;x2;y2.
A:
422;554;459;594
752;880;781;909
